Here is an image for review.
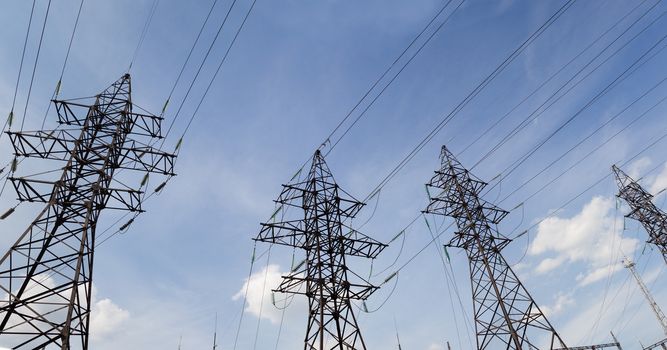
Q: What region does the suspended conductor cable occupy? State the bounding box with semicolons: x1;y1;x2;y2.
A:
19;0;52;132
588;192;622;338
362;0;575;202
472;3;664;172
177;0;259;142
323;0;465;157
424;215;465;349
160;0;242;145
489;28;667;184
458;0;655;156
371;213;422;277
128;0;159;72
252;246;272;350
1;0;35;137
320;0;456;150
508;89;667;209
273;248;296;350
499;74;667;204
233;242;258;350
521;130;667;234
40;0;86;129
159;0;220;120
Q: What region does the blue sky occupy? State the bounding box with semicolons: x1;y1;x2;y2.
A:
1;0;667;349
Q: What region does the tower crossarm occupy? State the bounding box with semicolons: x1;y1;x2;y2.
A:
9;177;144;212
274;183;365;219
55;99;165;138
8;130;175;175
256;219;307;248
275;273;378;300
256;221;385;258
643;338;667;350
7;129;79;160
342;227;386;258
554;343;621;350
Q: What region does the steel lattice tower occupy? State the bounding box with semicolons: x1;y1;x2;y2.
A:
0;74;175;349
623;257;667;342
424;145;567;350
612;165;667;264
255;150;386;350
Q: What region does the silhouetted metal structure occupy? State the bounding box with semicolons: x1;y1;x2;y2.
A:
613;165;667;264
255;150;385;350
623;257;667;336
556;331;623;350
643;338;667;350
557;344;621;350
0;74;175;349
424;145;567;350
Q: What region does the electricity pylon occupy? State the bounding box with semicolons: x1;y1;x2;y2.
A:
612;165;667;264
424;145;567;350
623;257;667;338
255;150;386;350
0;74;175;349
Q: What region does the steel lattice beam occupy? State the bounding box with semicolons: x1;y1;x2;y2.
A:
255;150;386;350
0;74;176;349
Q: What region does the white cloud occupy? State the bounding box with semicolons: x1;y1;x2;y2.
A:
628;157;652;179
427;343;446;350
576;264;623;286
90;298;130;341
530;196;639;286
0;275;128;346
535;256;566;274
650;162;667;194
233;264;287;324
542;292;575;317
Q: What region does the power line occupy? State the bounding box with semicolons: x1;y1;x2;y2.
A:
128;0;160;72
159;0;220;119
161;0;242;144
323;0;465;157
489;25;667;186
362;0;576;202
40;0;86;129
1;0;36;138
19;0;52;132
321;0;456;149
177;0;259;142
522;130;667;235
471;3;664;171
457;0;656;157
499;76;667;204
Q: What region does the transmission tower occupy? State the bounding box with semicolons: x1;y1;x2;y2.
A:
424;145;567;350
255;150;386;350
623;257;667;338
0;74;175;349
612;165;667;264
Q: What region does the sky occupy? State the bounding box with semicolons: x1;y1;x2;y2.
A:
1;0;667;349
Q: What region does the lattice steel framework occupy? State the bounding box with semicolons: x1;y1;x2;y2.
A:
0;74;175;349
613;165;667;264
643;338;667;350
255;150;386;350
424;145;566;350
